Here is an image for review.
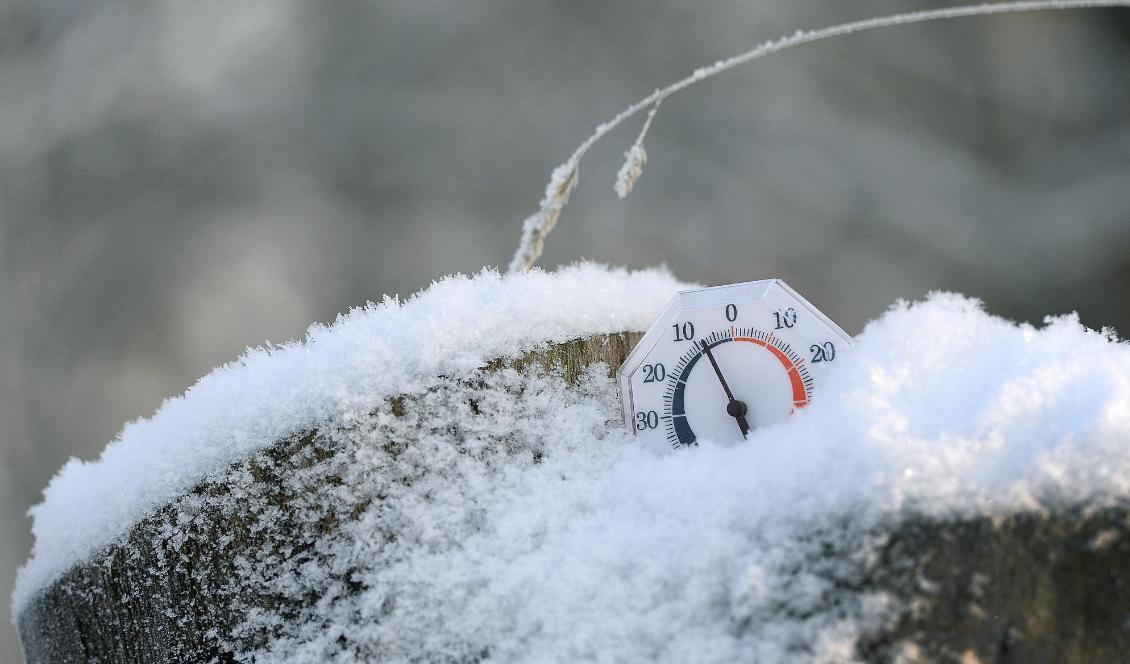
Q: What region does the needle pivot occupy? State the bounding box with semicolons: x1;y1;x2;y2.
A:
699;339;752;439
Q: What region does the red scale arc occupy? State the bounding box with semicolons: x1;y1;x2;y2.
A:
733;335;809;409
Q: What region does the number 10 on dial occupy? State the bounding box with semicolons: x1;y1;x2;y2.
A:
618;280;853;447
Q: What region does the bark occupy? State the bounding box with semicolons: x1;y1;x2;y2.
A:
858;507;1130;663
16;331;1130;663
17;332;642;663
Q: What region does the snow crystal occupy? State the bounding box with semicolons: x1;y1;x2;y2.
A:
11;263;690;615
233;291;1130;663
176;360;880;662
13;264;1130;662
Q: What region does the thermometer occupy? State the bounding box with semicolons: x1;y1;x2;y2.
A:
618;280;852;447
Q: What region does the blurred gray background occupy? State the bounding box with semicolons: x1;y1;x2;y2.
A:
2;1;1128;658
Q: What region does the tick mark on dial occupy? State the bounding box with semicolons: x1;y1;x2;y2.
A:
699;339;751;439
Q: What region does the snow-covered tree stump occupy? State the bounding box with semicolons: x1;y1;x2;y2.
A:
16;332;643;663
18;332;1130;662
15;268;1130;663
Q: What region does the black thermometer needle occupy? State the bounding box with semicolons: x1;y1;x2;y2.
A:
699;339;751;439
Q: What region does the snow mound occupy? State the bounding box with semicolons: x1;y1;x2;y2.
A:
12;263;690;615
233;291;1130;662
14;263;1130;662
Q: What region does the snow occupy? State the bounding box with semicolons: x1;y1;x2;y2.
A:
11;263;690;616
13;264;1130;662
234;291;1130;662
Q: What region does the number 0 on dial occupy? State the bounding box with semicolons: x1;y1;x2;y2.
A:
618;280;852;447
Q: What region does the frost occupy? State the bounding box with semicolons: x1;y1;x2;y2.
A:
506;163;579;273
224;364;885;662
507;0;1130;272
238;291;1130;662
614;102;658;199
613;143;646;199
11;263;690;615
13;266;1130;662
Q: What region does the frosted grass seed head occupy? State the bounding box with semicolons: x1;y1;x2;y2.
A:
506;0;1130;274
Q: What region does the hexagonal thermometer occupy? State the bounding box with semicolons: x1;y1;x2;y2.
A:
619;280;852;447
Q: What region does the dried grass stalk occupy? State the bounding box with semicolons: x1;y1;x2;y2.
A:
507;0;1130;273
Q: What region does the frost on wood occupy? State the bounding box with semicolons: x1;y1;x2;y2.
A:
16;336;645;664
11;263;688;615
15;281;1130;663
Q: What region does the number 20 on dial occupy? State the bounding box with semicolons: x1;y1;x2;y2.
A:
618;280;853;447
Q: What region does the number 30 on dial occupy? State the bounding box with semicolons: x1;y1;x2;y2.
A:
618;280;853;447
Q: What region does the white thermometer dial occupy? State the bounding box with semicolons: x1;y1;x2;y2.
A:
618;280;852;447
